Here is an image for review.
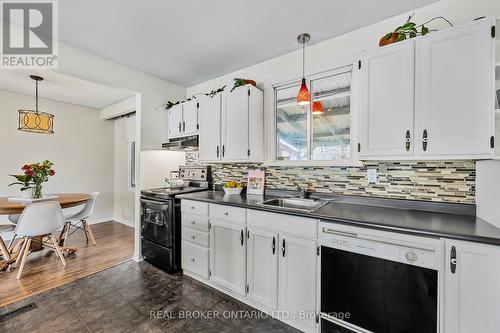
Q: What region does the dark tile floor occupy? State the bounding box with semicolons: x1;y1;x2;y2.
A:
0;260;299;333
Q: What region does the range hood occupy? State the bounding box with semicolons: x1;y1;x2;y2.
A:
162;135;198;151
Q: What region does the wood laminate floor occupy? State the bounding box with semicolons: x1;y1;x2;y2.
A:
0;221;134;307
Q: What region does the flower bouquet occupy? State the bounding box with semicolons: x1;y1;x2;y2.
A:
9;160;55;199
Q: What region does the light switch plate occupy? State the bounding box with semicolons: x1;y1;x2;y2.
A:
367;169;377;184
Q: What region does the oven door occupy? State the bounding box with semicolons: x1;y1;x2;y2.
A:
140;197;173;248
321;246;438;333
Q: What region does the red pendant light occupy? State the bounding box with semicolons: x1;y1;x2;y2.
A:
296;33;311;106
297;78;311;106
312;101;324;114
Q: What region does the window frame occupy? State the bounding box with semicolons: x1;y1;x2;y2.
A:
266;64;361;167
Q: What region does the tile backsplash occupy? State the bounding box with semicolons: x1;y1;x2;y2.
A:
185;152;475;204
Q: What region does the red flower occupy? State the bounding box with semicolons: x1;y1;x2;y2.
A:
25;169;34;177
22;164;30;171
49;169;55;176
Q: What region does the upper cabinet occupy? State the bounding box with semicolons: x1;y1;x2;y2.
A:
358;18;495;160
199;85;264;163
168;99;199;139
415;19;494;157
198;94;222;162
358;41;415;158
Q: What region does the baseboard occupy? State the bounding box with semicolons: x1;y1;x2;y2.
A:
85;217;134;228
110;218;135;228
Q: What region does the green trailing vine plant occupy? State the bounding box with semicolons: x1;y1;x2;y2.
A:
159;85;227;110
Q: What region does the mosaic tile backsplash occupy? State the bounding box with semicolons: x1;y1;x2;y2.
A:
185;152;476;204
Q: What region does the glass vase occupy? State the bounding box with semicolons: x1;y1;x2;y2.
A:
33;183;43;199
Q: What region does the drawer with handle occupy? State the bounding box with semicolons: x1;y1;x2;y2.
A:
182;213;209;232
181;200;209;216
182;227;209;247
209;203;246;225
182;242;209;278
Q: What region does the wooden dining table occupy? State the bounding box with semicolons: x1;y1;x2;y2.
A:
0;193;91;215
0;193;91;270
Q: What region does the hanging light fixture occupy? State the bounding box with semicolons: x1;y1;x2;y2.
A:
296;33;311;106
18;75;54;134
312;101;324;114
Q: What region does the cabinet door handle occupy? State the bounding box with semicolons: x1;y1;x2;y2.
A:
216;145;219;158
240;230;244;246
405;130;411;151
450;246;457;274
178;122;182;133
422;129;428;151
272;236;276;255
222;145;225;158
182;121;186;132
282;239;286;258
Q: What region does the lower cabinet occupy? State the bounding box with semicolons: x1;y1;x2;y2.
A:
278;234;318;330
209;219;246;296
182;201;319;333
246;227;279;309
182;242;209;279
444;239;500;333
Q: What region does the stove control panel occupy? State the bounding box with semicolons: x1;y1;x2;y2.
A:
179;165;211;182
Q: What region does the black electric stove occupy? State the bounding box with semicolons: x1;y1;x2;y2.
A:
140;165;211;273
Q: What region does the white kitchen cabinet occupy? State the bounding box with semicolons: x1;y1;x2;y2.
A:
168;100;199;139
358;41;415;158
199;94;222;162
199;84;264;163
209;219;246;296
182;99;199;136
168;104;184;138
444;239;500;333
358;18;495;160
415;19;494;157
278;234;317;330
222;86;250;161
246;227;278;309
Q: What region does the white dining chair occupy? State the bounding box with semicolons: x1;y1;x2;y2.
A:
60;192;99;246
8;214;20;224
14;201;66;279
0;224;15;261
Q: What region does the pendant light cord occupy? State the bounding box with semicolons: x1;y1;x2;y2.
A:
302;41;305;78
35;80;39;114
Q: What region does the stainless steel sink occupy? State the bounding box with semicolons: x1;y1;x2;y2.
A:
259;198;328;213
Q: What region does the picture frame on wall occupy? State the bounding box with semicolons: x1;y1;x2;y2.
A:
247;168;266;195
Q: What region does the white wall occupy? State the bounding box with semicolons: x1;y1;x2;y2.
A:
0;89;114;223
114;116;135;227
140;151;186;189
187;0;500;96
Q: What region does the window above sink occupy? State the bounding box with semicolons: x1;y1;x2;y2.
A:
271;66;360;166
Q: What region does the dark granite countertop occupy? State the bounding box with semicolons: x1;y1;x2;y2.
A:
177;190;500;246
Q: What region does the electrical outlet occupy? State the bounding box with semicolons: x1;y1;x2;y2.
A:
367;169;377;184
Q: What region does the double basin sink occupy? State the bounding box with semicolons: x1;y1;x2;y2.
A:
259;197;328;213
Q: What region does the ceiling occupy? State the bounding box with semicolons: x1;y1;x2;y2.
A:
0;70;135;109
59;0;437;87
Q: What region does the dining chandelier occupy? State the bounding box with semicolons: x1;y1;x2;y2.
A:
18;75;54;134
